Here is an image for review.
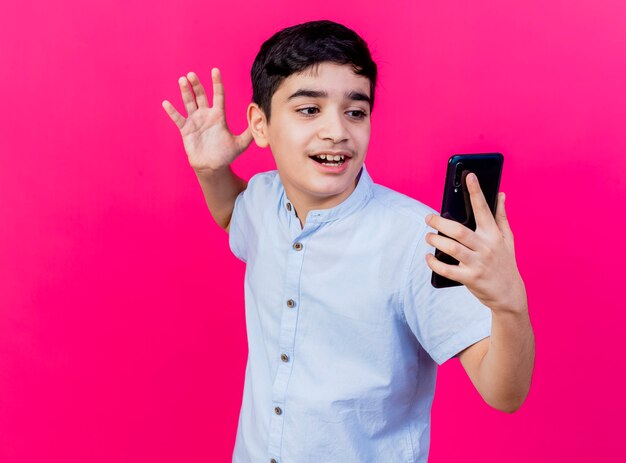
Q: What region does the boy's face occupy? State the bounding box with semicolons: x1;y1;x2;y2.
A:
248;61;372;211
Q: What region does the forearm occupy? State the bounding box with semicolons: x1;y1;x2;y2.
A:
477;306;535;413
195;166;247;231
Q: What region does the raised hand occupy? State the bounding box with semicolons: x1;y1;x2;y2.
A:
162;68;253;174
424;173;527;315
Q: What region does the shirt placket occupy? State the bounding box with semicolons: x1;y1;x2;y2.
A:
267;201;320;463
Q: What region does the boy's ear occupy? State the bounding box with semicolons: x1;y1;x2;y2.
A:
247;103;269;148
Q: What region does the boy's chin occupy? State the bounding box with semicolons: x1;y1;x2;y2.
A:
307;177;359;196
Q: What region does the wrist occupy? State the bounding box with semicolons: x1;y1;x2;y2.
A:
491;298;529;320
194;164;231;178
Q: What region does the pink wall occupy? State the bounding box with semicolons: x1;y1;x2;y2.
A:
1;0;624;461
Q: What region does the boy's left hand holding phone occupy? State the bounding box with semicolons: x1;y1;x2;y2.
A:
424;173;527;316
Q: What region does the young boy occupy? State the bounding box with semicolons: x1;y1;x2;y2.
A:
162;20;535;463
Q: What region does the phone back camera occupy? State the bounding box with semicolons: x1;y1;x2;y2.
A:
454;162;464;188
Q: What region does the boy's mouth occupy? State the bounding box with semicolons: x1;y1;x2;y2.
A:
309;153;347;167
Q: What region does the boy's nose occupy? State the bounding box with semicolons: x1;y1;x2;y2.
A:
317;111;349;143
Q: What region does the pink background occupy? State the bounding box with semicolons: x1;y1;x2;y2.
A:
1;0;624;461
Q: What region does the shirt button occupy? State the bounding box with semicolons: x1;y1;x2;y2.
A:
286;299;296;308
293;242;303;251
274;406;282;415
281;353;289;362
286;202;292;211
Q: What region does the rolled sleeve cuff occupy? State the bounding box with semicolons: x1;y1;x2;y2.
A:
428;316;492;365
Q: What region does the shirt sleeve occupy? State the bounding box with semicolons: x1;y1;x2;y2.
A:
228;189;248;263
401;223;492;365
228;170;277;264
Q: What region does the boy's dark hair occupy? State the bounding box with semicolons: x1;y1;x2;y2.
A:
251;20;378;123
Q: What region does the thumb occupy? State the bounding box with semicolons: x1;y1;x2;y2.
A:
234;126;254;154
495;192;513;238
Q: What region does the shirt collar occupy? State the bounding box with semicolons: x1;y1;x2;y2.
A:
279;163;374;225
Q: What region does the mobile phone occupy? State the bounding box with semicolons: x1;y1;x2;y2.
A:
431;153;504;288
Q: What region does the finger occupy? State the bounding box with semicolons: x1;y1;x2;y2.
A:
495;192;513;238
161;100;186;130
466;172;496;231
212;68;225;110
186;71;209;108
425;232;473;264
426;214;479;250
425;253;467;284
234;126;254;154
178;76;198;116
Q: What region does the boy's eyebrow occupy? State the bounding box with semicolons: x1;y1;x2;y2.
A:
286;88;371;105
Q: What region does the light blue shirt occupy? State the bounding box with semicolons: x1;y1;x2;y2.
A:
229;164;492;463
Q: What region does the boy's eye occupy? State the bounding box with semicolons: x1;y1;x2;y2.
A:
298;107;319;116
347;110;367;119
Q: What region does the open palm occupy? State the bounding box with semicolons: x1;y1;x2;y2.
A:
162;68;253;174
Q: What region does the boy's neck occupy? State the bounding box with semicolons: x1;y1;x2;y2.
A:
285;175;361;229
